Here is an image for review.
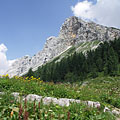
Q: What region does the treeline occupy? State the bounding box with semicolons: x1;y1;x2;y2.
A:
26;38;120;83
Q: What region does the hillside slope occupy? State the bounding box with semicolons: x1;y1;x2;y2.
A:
5;16;120;77
27;38;120;83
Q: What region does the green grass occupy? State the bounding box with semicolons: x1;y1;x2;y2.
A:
49;40;101;63
0;93;116;120
76;40;101;53
0;76;120;119
0;76;120;107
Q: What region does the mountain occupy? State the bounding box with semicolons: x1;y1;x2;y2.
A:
5;16;120;77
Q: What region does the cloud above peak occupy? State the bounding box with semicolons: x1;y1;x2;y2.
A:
71;0;120;28
0;44;7;53
71;1;94;20
0;44;14;75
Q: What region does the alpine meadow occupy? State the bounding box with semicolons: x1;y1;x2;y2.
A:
0;0;120;120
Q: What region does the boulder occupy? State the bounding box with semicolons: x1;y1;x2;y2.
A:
87;101;101;108
104;106;110;112
43;97;58;105
58;98;70;106
112;109;120;116
24;94;42;102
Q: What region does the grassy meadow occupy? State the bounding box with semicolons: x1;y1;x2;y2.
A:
0;75;120;119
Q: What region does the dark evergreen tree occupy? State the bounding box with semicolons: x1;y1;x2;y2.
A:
107;47;119;75
24;38;120;83
27;68;34;78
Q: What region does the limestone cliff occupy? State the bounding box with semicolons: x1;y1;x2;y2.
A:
5;16;120;77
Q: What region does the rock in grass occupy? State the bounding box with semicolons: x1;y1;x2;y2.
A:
11;92;19;98
69;99;76;103
58;98;70;107
104;107;110;112
24;94;42;102
43;97;58;105
112;109;120;116
75;100;81;104
0;92;4;95
87;101;100;108
1;92;102;109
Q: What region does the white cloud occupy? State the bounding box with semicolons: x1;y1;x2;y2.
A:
71;1;94;20
71;0;120;28
0;44;14;75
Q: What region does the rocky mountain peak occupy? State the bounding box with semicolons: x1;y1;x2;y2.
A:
5;16;120;77
60;16;81;39
60;16;120;44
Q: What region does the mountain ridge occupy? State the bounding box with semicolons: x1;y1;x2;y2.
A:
5;16;120;77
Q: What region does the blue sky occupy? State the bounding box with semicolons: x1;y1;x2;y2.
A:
0;0;120;74
0;0;83;59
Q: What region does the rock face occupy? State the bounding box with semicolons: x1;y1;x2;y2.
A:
59;16;120;43
5;16;120;77
6;36;71;77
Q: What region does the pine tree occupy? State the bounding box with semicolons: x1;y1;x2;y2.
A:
27;68;34;77
107;47;119;76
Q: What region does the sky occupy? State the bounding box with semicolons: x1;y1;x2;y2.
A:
0;0;120;74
